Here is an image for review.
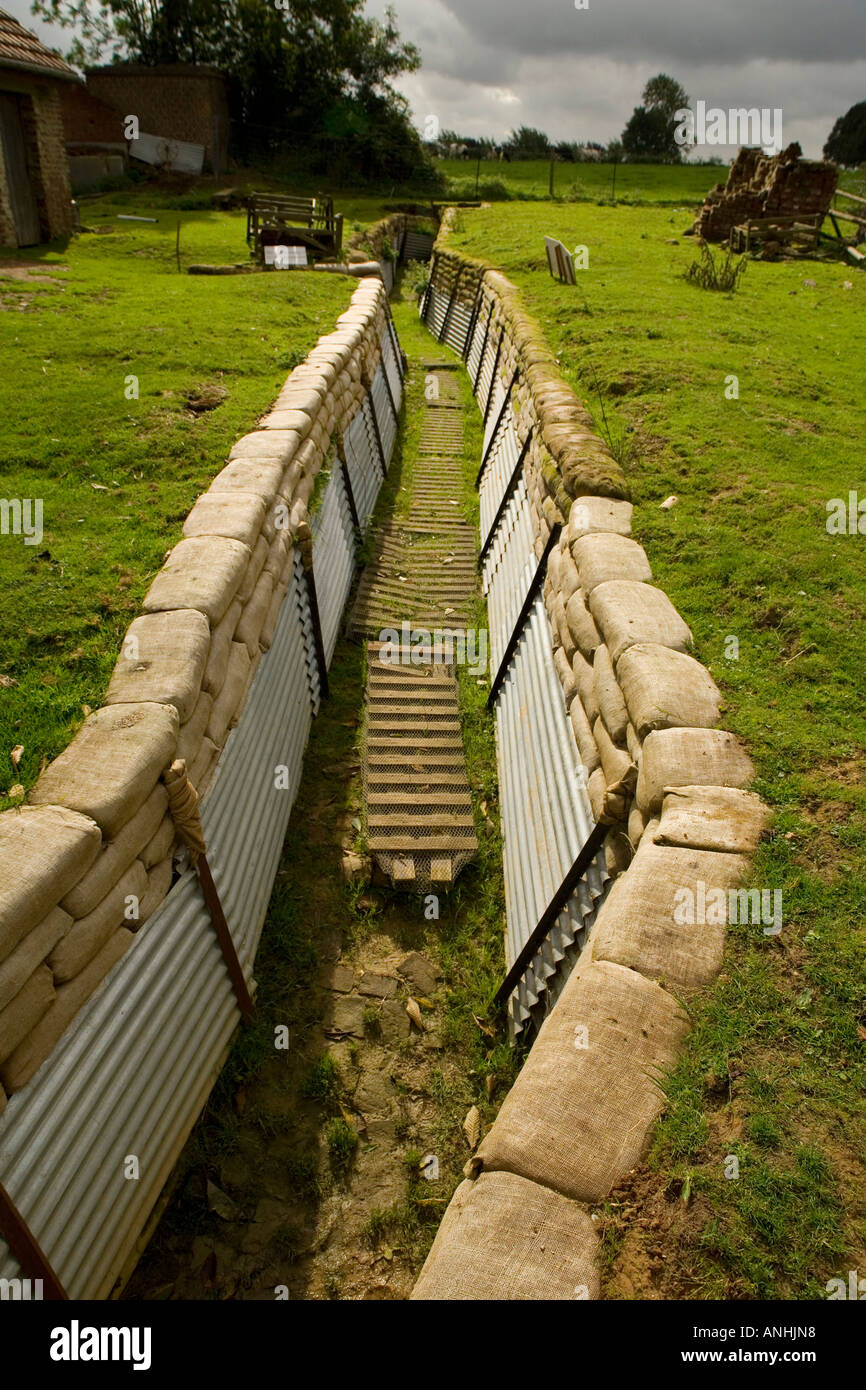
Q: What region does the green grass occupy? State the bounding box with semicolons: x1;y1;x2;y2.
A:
437;157;724;205
443;201;866;1297
0;209;351;806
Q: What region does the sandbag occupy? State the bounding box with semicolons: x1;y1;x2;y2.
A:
137;855;173;928
236;533;270;605
143;535;251;625
572;534;652;594
236;570;276;657
572;649;597;720
207;643;252;747
567;495;633;546
636;728;754;817
594;717;637;796
0;806;101;963
569;697;600;774
203;599;242;698
558;546;581;603
469;959;688;1203
189;737;220;796
141;814;175;871
588;579;692;664
626;720;642;765
176;691;214;768
588;767;606;822
593;643;629;746
553;647;577;708
616;643;722;740
411;1171;600;1301
0;929;135;1093
590;840;749;990
60;783;168;919
605;828;633;879
552;593;575;663
0;907;71;1013
0;966;55;1064
30;703;179;839
627;802;648;851
654;785;769;856
49;858;147;984
263;530;291;581
565;588;601;659
260;579;289;651
209;458;286;503
104;610;210;724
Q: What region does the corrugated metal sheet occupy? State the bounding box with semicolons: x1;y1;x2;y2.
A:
482;479;535;679
0;313;400;1299
494;597;609;1039
479;411;521;545
403;230;434;261
342;399;383;533
371;363;397;465
466;301;492;387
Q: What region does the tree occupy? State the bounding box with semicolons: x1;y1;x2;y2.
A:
621;72;688;162
505;126;551;160
824;102;866;166
32;0;428;180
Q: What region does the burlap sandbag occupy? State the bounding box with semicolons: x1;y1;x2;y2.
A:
236;569;275;657
0;928;135;1093
565;588;601;660
654;785;770;856
605;827;633;878
590;839;749;990
237;533;269;606
572;649;598;722
209;458;286;503
569;697;600;774
137;855;173;928
263;529;291;581
0;806;101;963
229;429;303;467
548;547;562;593
628;802;648;851
203;599;242;698
260;579;289;651
626;720;642;765
572;534;652;594
593;643;629;745
588;767;606;822
143;536;251;626
0;1081;6;1116
553;647;577;708
49;858;147;984
141;814;175;871
0;907;70;1013
469;959;688;1203
189;737;220;796
552;592;575;663
567;496;633;546
0;966;55;1064
207;643;252;747
558;546;581;604
636;728;755;816
588;580;693;664
616;644;722;739
176;691;213;768
411;1171;600;1301
30;702;179;839
60;783;168;919
105;610;210;724
594;717;637;795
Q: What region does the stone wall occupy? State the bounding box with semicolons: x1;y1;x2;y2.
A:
695;142;838;242
0;74;74;243
0;278;391;1110
411;229;770;1300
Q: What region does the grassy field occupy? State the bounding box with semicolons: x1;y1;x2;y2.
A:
437;156;724;205
0;205;352;808
444;201;866;1298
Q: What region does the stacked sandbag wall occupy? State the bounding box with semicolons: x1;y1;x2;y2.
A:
411;219;769;1300
0;276;394;1115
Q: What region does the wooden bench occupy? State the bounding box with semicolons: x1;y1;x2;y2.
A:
730;214;821;254
246;193;343;262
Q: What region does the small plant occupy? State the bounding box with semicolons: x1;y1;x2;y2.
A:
300;1053;342;1102
325;1117;359;1176
684;239;748;293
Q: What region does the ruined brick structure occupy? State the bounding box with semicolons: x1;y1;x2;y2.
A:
84;65;229;175
695;143;838;242
0;9;77;247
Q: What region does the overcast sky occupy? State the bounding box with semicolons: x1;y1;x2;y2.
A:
8;0;866;159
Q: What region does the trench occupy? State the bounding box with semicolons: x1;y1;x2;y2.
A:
122;284;514;1302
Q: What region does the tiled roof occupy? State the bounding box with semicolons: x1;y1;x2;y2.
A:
0;8;79;81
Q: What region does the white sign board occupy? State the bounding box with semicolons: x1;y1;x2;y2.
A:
264;245;308;268
129;132;205;175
